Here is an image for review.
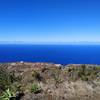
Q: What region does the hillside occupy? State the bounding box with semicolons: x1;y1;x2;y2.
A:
0;62;100;100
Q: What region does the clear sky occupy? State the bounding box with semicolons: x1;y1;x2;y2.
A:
0;0;100;43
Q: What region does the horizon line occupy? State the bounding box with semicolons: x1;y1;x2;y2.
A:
0;41;100;45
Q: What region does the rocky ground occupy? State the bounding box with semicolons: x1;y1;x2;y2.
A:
0;62;100;100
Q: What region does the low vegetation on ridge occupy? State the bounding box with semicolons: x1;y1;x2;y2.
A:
0;62;100;100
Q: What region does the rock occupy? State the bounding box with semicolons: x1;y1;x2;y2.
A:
20;61;24;64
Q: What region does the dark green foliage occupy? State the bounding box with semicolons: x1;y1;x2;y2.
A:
0;66;20;94
0;66;12;91
32;70;43;81
67;65;100;81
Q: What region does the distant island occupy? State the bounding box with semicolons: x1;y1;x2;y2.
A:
0;62;100;100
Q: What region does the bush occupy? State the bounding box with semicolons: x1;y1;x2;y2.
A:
67;65;100;81
31;83;41;94
0;88;16;100
0;67;12;91
32;71;42;81
0;66;19;94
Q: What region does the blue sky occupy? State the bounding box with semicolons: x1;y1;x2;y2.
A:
0;0;100;43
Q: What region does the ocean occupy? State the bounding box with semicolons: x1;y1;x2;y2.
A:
0;44;100;65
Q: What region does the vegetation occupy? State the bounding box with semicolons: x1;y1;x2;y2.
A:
0;66;12;92
67;64;100;81
0;88;16;100
31;83;41;93
0;63;100;100
32;70;42;81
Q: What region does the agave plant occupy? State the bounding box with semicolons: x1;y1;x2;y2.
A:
31;83;41;94
0;88;16;100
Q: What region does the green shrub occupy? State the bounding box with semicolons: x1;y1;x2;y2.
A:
32;71;42;81
31;83;41;93
67;65;100;81
0;67;12;91
0;88;16;100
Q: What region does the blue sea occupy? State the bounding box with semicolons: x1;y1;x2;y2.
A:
0;44;100;64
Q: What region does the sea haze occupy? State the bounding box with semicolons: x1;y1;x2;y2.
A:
0;44;100;64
